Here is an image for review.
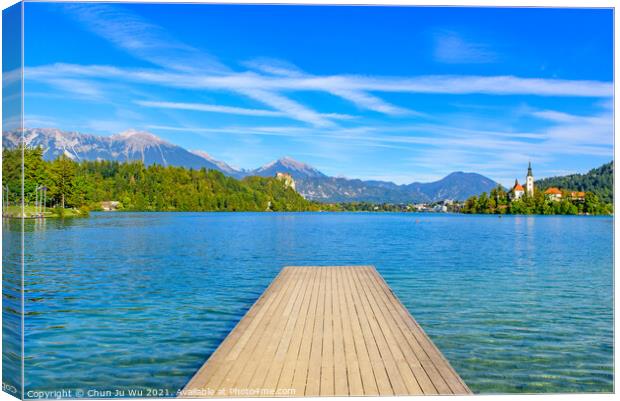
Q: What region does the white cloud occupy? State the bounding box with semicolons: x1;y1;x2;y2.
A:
137;100;285;117
236;88;336;127
242;58;305;77
27;63;613;99
23;114;59;128
60;5;340;126
25;3;612;130
3;68;21;87
45;78;103;99
434;31;497;64
62;3;226;73
24;3;612;184
532;109;610;126
242;59;415;115
327;88;414;115
137;100;354;121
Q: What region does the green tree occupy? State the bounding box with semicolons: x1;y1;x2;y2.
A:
49;155;77;208
2;147;23;205
462;196;478;214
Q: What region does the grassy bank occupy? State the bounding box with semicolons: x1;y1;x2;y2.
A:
2;205;88;218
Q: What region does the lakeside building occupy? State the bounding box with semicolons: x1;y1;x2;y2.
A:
571;191;586;202
544;187;563;201
101;201;120;211
510;162;535;200
433;204;448;213
511;180;525;200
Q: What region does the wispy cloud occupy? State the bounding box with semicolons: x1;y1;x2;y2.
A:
326;88;414;115
27;4;612;129
137;100;286;117
532;109;610;125
136;100;354;121
59;4;337;126
24;4;612;185
236;88;336;127
45;78;103;99
23;3;613;130
27;63;613;99
3;68;21;87
434;30;497;64
23;114;59;128
245;58;415;116
62;3;226;73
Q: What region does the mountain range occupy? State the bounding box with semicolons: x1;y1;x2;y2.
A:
2;128;500;203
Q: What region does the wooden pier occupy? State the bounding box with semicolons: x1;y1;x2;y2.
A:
181;266;470;397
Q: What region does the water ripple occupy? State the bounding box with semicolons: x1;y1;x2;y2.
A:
3;212;612;395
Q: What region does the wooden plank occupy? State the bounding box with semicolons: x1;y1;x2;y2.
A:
274;268;319;394
363;269;451;393
331;267;349;396
241;267;310;391
334;266;365;396
304;266;325;396
289;266;321;395
201;267;301;394
337;266;379;396
182;267;293;391
181;266;471;397
260;267;315;395
226;267;306;392
319;267;335;396
342;267;394;396
351;267;423;395
358;267;438;394
369;269;471;394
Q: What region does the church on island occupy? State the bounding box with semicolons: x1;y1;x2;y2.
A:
510;162;535;200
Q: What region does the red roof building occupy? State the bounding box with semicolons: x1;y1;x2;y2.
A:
544;187;562;195
510;179;525;200
544;187;563;201
571;191;586;201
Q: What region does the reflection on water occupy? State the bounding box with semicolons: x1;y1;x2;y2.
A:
3;218;23;398
9;212;614;396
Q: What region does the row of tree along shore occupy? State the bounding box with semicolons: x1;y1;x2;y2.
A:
2;146;613;216
2;147;319;215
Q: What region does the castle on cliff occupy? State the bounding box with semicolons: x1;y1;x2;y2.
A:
276;172;296;191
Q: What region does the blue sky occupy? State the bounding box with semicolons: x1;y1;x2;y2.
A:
16;3;613;185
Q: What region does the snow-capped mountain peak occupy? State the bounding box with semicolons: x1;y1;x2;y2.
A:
113;129;167;145
253;156;326;179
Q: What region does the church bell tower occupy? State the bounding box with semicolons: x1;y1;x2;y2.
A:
526;162;534;196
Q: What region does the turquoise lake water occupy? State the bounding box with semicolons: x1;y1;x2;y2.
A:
2;212;614;396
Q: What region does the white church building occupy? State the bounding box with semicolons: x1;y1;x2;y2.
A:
510;162;535;200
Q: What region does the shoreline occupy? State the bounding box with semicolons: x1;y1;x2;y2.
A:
4;208;612;219
21;210;610;216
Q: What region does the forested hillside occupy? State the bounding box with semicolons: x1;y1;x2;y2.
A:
536;162;613;204
2;147;318;212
